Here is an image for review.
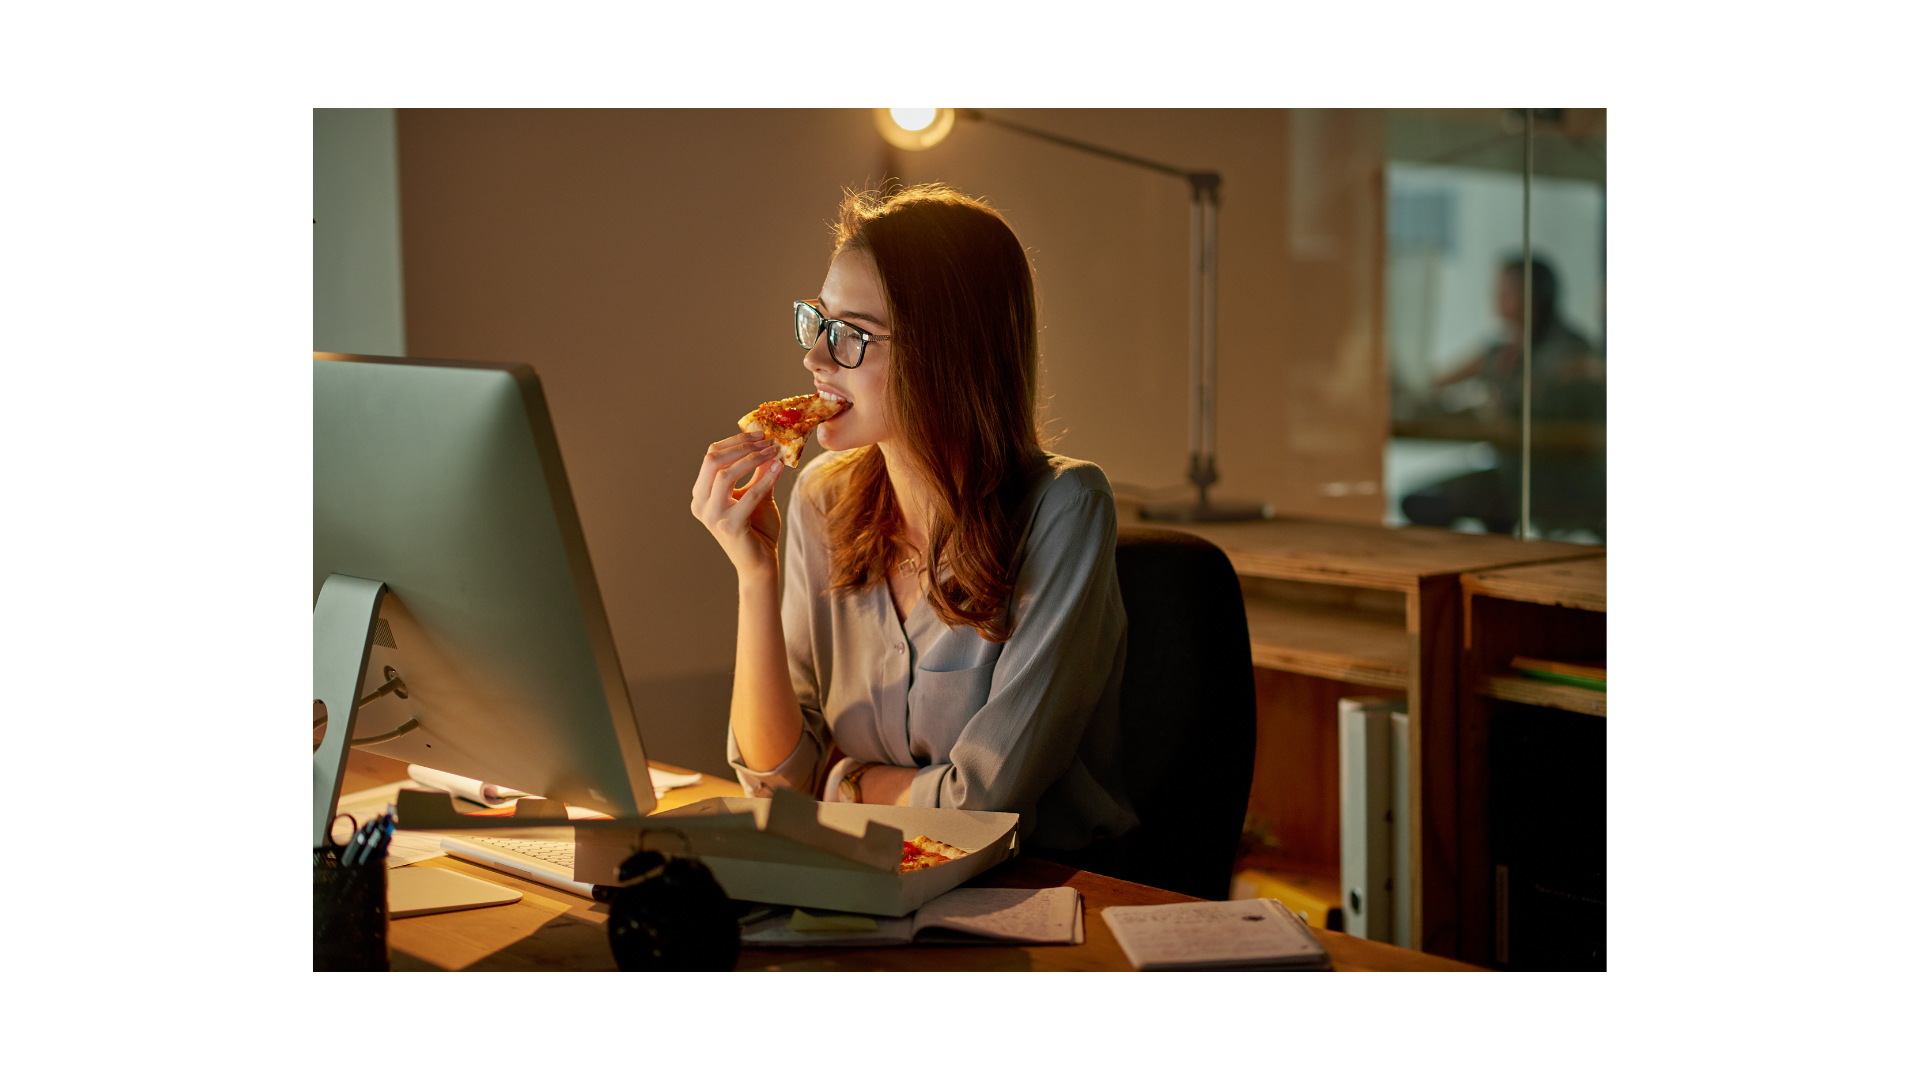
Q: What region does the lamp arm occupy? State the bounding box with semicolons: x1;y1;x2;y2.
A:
948;110;1258;521
961;110;1214;189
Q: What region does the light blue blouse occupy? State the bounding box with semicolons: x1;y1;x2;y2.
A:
727;452;1138;850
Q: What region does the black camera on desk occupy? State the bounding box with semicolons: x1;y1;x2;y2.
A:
603;839;740;972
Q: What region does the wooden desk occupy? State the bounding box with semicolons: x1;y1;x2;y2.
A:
735;857;1481;973
1119;509;1596;957
1392;416;1606;454
1459;555;1606;967
345;752;1479;972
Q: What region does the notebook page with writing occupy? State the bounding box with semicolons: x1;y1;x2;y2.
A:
911;887;1083;945
738;888;1084;947
1102;898;1330;970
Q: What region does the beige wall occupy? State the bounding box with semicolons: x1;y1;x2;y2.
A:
894;109;1388;517
395;109;1388;772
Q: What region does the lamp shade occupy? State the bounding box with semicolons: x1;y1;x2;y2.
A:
874;108;956;151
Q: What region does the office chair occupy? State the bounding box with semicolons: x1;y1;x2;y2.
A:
1045;526;1257;900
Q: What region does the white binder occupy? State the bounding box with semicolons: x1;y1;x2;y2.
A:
1391;707;1412;949
1340;697;1412;944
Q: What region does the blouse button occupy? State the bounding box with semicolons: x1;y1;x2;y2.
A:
894;642;906;654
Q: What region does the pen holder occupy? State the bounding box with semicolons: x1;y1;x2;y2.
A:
313;850;389;971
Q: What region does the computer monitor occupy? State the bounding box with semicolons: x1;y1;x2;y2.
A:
313;353;655;846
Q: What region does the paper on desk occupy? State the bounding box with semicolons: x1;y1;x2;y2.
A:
648;767;703;796
1101;898;1328;970
330;781;443;868
407;765;534;808
911;887;1084;946
404;764;702;807
382;831;446;868
741;888;1083;948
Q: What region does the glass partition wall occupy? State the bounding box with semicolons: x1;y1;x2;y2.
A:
1383;109;1606;543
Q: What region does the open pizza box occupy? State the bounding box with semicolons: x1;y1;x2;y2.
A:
393;786;1019;917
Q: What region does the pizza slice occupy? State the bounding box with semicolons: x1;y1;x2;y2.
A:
737;392;849;469
900;834;971;873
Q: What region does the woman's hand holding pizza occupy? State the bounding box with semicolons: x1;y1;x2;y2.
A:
691;430;783;580
696;425;803;774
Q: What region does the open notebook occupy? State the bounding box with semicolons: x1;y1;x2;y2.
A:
742;887;1083;947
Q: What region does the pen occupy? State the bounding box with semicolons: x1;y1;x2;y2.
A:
347;819;376;866
340;824;360;866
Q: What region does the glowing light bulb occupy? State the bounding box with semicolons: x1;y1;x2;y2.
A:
874;108;956;150
890;108;937;132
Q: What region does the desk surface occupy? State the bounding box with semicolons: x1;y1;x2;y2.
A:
343;752;1480;972
1158;516;1598;592
1462;554;1607;612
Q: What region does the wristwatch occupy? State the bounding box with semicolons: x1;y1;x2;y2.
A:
838;761;878;804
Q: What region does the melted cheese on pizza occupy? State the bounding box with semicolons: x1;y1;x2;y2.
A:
737;393;848;468
900;834;971;873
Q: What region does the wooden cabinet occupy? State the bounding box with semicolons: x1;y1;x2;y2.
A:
1459;556;1607;968
1132;508;1596;957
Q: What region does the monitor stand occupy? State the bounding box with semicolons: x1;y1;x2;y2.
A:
313;573;389;848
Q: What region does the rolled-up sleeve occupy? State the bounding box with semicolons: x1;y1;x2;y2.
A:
907;482;1126;832
726;484;836;798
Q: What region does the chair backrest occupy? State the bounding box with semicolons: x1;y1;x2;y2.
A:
1110;526;1258;900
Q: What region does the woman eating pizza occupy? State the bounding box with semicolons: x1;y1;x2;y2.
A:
688;184;1137;858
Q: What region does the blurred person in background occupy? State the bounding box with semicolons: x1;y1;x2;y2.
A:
1403;257;1605;537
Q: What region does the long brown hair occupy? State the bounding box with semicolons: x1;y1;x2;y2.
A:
809;185;1043;642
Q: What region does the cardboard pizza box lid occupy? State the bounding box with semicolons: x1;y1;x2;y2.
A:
392;787;1018;917
650;794;1020;916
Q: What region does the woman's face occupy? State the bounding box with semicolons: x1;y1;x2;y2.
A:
806;249;896;453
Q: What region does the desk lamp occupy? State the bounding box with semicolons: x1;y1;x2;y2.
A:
877;109;1268;522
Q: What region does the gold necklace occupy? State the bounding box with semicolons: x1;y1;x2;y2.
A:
898;554;920;574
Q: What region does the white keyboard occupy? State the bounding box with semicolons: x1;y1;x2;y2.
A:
469;836;576;870
439;835;593;898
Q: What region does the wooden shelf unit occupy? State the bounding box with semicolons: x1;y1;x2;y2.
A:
1477;674;1605;716
1240;584;1408;690
1463;556;1607;634
1126;506;1598;958
1458;555;1607;967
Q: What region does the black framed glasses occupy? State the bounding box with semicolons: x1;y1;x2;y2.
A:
794;300;888;370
